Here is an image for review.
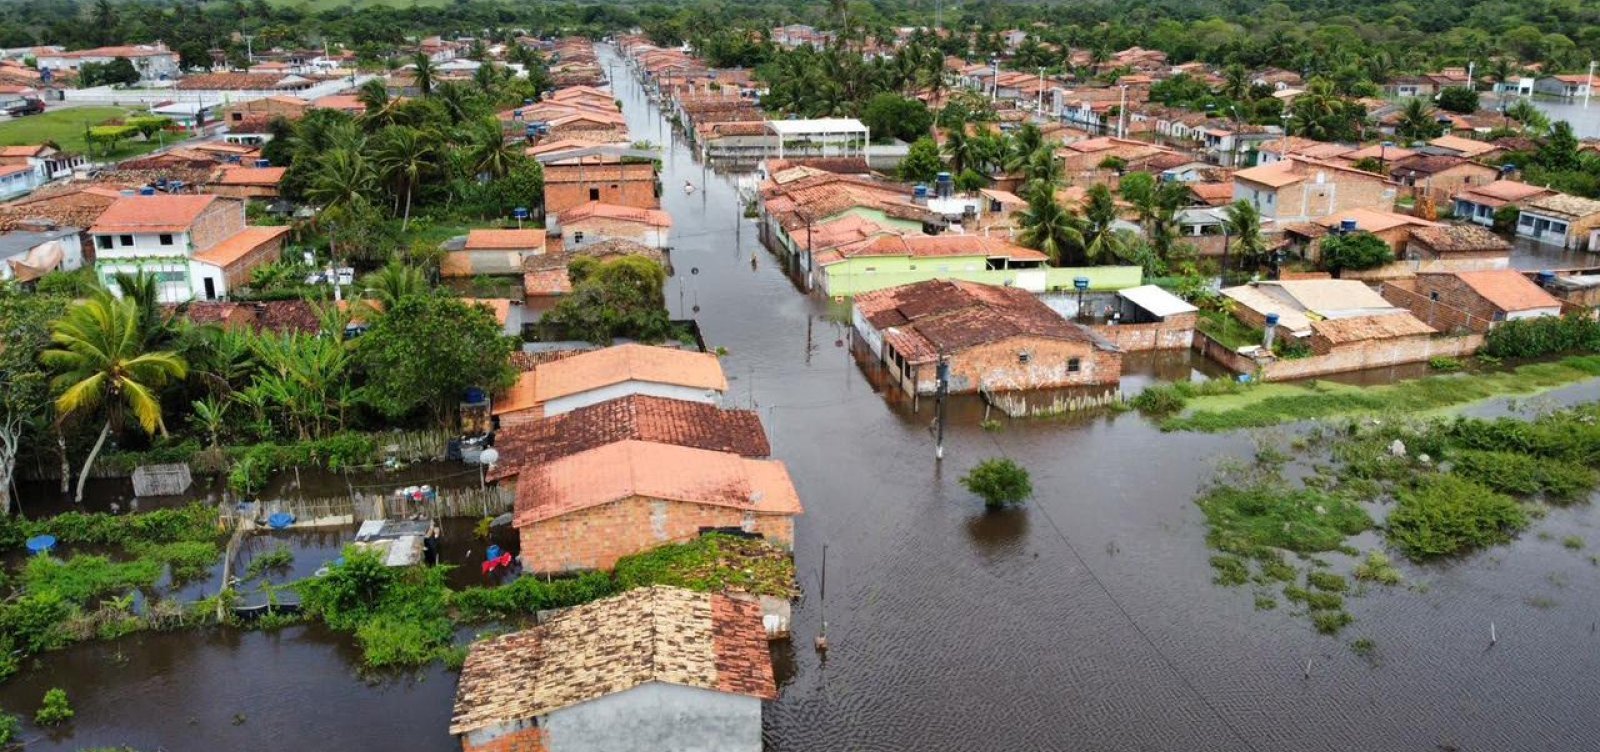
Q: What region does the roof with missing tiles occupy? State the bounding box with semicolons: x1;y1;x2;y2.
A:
449;586;775;735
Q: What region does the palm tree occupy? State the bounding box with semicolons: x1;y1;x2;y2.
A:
306;147;377;213
434;81;476;125
373;126;435;231
358;260;429;319
942;127;975;174
1016;181;1086;265
1022;147;1064;187
107;271;174;348
411;52;437;97
42;294;187;502
357;78;400;129
1081;184;1124;263
1221;63;1250;102
1396;97;1444;141
1223;200;1267;272
468;117;521;179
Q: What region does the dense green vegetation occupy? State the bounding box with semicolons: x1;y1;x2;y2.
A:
0;106;162;160
306;534;795;668
1195;403;1600;636
959;458;1033;509
1481;314;1600;360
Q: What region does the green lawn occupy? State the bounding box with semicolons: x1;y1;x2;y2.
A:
0;105;165;160
268;0;451;9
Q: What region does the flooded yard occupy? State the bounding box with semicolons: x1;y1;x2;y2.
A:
4;46;1600;752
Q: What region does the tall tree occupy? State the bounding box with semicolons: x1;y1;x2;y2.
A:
352;296;516;427
1223;200;1268;271
0;290;65;514
1015;181;1087;265
42;294;187;503
373;126;436;230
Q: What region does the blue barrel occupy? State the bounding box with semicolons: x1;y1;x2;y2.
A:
25;535;56;555
487;544;502;561
1266;313;1281;327
1537;271;1556;286
267;512;295;530
464;387;486;404
1073;276;1090;291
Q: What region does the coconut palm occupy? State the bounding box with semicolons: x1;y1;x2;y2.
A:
42;294;188;502
1220;63;1250;102
373;125;436;231
357;78;400;129
306;147;377;213
942;127;976;174
1396;97;1445;141
1081;183;1124;263
411;52;436;97
358;259;429;320
467;117;521;179
107;271;174;348
1016;181;1087;265
1223;199;1268;271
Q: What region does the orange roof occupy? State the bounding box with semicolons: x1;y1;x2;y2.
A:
311;94;364;112
1428;135;1497;157
513;440;802;526
493;370;538;416
1234;160;1304;188
558;201;673;229
524;268;572;296
472;298;513;325
214;166;286;186
533;344;726;403
90;194;220;234
465;228;547;251
1449;270;1562;313
193;226;291;269
0;145;48;158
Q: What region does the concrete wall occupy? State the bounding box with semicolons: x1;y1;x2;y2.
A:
1257;333;1482;380
518;495;793;572
544;683;761;752
1089;313;1196;351
940;335;1121;394
542;381;720;417
461;720;545;752
821;263;1143;297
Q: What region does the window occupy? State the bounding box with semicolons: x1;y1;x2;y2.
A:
96;236;112;250
1067;357;1081;373
588;188;600;201
1429;292;1440;301
1551;222;1568;236
159;234;174;246
1018;352;1031;364
119;235;133;247
154;271;185;283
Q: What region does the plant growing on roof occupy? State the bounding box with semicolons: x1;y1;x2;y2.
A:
42;292;188;503
960;458;1033;510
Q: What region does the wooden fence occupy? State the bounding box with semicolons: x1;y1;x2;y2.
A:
225;485;514;529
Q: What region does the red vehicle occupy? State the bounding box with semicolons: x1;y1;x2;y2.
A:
5;98;46;117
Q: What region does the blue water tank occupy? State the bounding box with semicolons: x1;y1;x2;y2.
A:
1265;312;1281;327
913;185;928;199
254;158;270;168
25;535;56;555
1073;276;1090;291
139;186;156;196
1537;270;1556;286
1339;219;1358;234
464;387;487;404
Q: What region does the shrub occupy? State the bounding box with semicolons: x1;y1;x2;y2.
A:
1563;536;1584;550
21;555;162;604
1311;609;1353;634
1131;384;1187;416
1197;482;1373;555
1352;551;1402;585
0;712;16;744
1320;232;1393;273
1481;314;1600;359
295;550;455;668
1306;571;1348;593
1428;356;1462;371
1387;474;1528;559
453;571;618;621
612;534;795;596
960;458;1033;509
35;688;72;726
1209;555;1249;586
1305;591;1344;610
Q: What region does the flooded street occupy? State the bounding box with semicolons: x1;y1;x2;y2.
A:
5;48;1600;752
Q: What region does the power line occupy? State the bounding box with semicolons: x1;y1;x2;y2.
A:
983;432;1267;752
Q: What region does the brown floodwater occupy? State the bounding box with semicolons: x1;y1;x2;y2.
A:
5;47;1600;751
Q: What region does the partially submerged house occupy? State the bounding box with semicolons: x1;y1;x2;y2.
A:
853;279;1121;396
450;586;775;752
1094;284;1198;351
1452;180;1554;227
1220;279;1407;342
1404;225;1512;268
815;233;1140;297
492;344;727;422
441;228;548;279
558;201;672;249
1385;270;1563;332
514;440;801;572
1515;192;1600;250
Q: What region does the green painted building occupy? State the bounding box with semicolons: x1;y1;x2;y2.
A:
813;233;1142;297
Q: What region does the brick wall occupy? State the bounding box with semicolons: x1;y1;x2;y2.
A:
219;234;284;289
190;199;245;254
1384;277;1499;332
462;725;547;752
1272;172;1393;223
1190;330;1262;374
565;217;663;247
518;496;795;572
544;165;659;213
205;184;278;200
1258;333;1483;380
942;335;1120;393
220;98;307;122
1089;312;1195;351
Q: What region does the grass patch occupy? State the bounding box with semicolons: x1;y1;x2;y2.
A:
244;543;295;581
1197;481;1373;557
1210;555;1249;586
1352;551;1402;585
1196;308;1265;350
0;106;161;159
1563;536;1584;550
1387;474;1529;559
612;534;797;597
295;549;455;669
1351;637;1376;656
1311;609;1353;634
1254;595;1277;610
1164;355;1600;432
1306;571;1348;593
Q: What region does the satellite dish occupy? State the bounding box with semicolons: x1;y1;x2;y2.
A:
479;448;500;466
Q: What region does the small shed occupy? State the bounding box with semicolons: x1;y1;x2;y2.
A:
351;519;433;567
131;463;193;497
1113;284;1198;324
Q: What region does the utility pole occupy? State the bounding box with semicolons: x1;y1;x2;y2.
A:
1587;60;1596;108
934;354;949;461
1117;84;1128;138
1037;67;1045;116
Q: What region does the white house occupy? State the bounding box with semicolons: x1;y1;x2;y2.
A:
450;586;775;752
1534;74;1593;99
89;193;288;302
35;43;181;82
1515;193;1600;250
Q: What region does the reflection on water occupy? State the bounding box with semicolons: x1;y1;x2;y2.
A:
1487;93;1600;139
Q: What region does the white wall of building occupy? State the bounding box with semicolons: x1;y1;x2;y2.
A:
542;381;721;416
543;682;762;752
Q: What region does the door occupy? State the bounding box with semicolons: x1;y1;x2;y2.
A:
203;277;216;300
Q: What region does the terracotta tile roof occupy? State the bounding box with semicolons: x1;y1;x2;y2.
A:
465;228;547;251
1389;154;1485;178
194;226;290;269
1310;312;1435;344
1455;179;1552;207
559;201;673;228
440;250;523;277
1428;135;1498;157
821;234;1046;266
1525;192;1600;220
0;145;48;158
524;268;573;296
310;94;364;112
177;73;305;91
489;395;769;481
854;279;1115;363
533;344;727;402
1188;181;1235;206
90;194;220;234
514;440;802;526
0;164;30;178
1312;207;1437;234
1338;144;1418;163
1408;225;1510;253
1447;270;1562;312
0;185;122;231
450;586;775;735
1233;160;1304;188
212;166;286;186
174;299;322;334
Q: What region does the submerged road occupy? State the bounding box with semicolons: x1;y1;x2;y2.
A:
605;44;1600;752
